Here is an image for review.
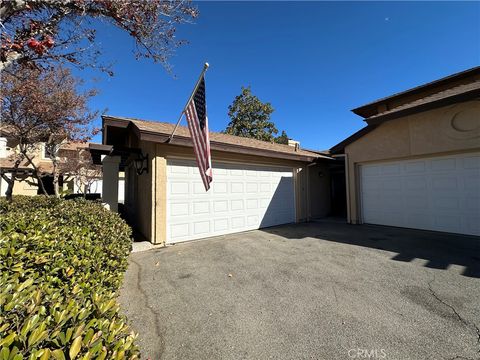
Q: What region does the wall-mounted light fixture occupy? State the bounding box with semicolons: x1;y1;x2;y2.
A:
134;152;149;175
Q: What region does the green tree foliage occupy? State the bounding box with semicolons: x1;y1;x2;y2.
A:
274;130;289;145
224;86;278;142
224;86;289;143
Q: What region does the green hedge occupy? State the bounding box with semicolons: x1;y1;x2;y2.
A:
0;196;139;359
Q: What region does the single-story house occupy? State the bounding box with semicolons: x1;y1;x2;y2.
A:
331;66;480;236
90;118;338;244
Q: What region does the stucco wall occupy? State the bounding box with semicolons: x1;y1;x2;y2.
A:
1;176;38;196
345;100;480;224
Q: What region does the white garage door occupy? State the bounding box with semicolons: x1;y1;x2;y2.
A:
360;153;480;236
166;159;296;243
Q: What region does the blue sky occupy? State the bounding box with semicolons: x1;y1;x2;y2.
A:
82;1;480;150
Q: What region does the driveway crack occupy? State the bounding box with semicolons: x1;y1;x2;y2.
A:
427;276;480;359
130;256;166;359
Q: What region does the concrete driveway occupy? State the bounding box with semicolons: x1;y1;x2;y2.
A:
118;220;480;360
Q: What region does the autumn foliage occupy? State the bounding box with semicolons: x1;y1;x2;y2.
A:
0;0;198;73
0;66;99;198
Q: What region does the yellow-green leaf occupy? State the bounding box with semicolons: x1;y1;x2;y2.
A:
39;349;50;360
69;337;82;360
0;332;16;347
51;349;65;360
17;278;34;292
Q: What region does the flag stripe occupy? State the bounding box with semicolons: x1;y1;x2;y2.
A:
184;75;212;191
186;119;208;190
186;104;206;170
186;102;209;189
189;103;206;156
189;102;207;166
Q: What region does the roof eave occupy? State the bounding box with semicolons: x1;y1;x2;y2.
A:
102;116;318;162
365;87;480;125
102;115;130;128
138;130;316;162
352;66;480;118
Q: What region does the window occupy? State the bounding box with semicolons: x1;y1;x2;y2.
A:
42;143;59;160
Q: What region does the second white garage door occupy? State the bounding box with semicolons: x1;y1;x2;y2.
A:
166;159;296;243
360;152;480;236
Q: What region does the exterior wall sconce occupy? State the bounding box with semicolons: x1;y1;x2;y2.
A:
134;153;149;175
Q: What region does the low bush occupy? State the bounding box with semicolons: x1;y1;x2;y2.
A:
0;196;139;359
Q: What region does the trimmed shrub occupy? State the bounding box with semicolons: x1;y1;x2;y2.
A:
0;196;139;359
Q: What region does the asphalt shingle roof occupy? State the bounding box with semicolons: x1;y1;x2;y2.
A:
105;116;325;159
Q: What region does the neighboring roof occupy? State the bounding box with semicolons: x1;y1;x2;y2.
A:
353;66;480;118
103;115;329;162
365;79;480;125
301;147;332;156
0;128;90;152
59;142;89;151
0;158;54;175
0;142;94;175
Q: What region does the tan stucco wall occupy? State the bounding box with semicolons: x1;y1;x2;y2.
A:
12;177;38;196
0;176;40;196
345;100;480;224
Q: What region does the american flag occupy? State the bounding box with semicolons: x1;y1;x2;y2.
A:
185;75;213;191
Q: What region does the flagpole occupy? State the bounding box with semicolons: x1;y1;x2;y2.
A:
167;62;210;143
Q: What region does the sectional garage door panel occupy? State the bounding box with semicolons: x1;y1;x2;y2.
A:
167;159;295;243
360;153;480;236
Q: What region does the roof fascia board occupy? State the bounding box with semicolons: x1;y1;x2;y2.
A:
103;116;130;128
365;88;480;125
352;66;480;117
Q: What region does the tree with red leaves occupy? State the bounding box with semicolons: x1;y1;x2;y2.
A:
0;66;99;199
0;0;198;73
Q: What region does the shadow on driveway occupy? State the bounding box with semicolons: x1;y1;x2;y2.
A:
261;219;480;278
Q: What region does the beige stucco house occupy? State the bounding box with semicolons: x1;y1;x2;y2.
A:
0;138;54;196
0;136;81;196
331;66;480;236
0;133;121;198
91;117;336;245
